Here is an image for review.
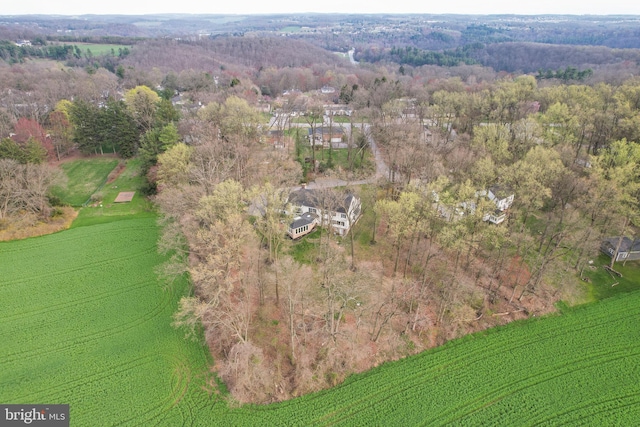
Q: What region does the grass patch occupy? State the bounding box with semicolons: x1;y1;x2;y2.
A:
328;116;351;123
290;117;322;124
71;158;155;228
581;254;640;301
296;145;375;178
67;43;132;56
288;228;321;264
50;157;119;206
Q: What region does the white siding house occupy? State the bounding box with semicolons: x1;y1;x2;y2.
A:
287;189;361;237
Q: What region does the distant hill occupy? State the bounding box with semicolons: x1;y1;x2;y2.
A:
123;37;349;73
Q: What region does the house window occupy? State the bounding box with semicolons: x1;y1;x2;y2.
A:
341;213;346;219
309;208;317;214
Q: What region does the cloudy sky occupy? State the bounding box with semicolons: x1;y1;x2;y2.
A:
3;0;640;16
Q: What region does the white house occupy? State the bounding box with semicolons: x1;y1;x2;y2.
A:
601;237;640;262
487;185;514;212
436;185;514;224
287;188;361;237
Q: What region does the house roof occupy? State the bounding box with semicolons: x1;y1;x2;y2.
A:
290;212;317;230
489;185;513;200
308;127;344;136
602;237;640;253
288;189;355;212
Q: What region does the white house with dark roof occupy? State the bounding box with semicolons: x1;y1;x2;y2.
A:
436;185;514;224
487;185;514;212
601;237;640;262
287;188;361;237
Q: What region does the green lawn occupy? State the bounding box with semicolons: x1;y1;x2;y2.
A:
70;43;132;56
288;228;322;264
295;145;375;178
50;158;119;206
71;158;155;228
581;254;640;300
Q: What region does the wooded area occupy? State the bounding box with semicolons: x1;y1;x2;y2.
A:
1;16;639;404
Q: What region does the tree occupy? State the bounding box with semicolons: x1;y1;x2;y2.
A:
47;110;74;160
505;145;564;227
156;143;193;189
593;139;640;268
0;137;47;164
69;100;102;154
375;189;427;277
124;85;160;132
12;117;46;145
155;99;180;128
0;159;61;220
100;99;139;158
139;123;180;170
303;98;324;172
277;256;312;363
250;182;291;303
472;123;511;165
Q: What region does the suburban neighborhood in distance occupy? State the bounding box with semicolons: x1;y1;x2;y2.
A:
1;10;640;425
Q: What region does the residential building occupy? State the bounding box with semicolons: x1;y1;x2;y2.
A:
601;237;640;262
287;188;361;237
287;212;318;239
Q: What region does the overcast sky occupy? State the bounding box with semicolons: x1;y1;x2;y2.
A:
3;0;640;16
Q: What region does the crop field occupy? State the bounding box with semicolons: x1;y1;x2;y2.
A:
50;158;119;206
0;217;220;425
2;216;639;425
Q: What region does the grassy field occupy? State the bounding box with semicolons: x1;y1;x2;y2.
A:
68;43;132;56
71;158;155;228
50;158;119;206
582;254;640;300
0;217;217;426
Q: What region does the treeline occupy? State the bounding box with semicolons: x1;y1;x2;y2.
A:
536;66;593;82
357;41;640;75
0;42;76;62
470;42;640;73
0;40;131;63
384;45;480;67
46;35;143;46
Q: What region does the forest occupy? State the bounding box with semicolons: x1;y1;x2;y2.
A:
0;17;639;405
